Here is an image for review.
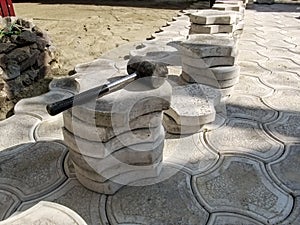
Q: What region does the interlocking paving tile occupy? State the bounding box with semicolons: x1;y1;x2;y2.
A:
192;155;293;224
190;23;236;34
163;133;219;174
261;39;297;49
237;40;268;52
71;81;172;128
164;83;217;127
238;61;271;78
0;190;20;220
263;88;300;112
64;110;162;142
259;58;300;75
278;196;300;225
259;71;300;89
0;141;67;201
172;33;237;58
264;112;300;143
234;75;274;97
18;179;107;225
106;167;209;225
189;10;238;25
237;49;269;62
74;58;117;74
268;144;300;195
34;114;64;141
0;201;88;225
14;90;74;120
258;47;300;62
207;212;264;225
0;115;40;151
129;44;181;66
205;118;284;162
49;77;79;93
225;94;277;122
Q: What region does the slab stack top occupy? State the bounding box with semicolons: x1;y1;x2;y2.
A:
172;34;237;58
189;10;239;25
70;78;172;128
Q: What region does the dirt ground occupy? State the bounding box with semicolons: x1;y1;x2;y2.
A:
14;1;186;74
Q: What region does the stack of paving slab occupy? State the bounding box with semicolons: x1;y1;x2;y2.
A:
176;33;240;97
212;0;246;36
62;77;172;195
163;80;221;135
189;9;242;35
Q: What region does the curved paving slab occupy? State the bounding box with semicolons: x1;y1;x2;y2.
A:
18;179;107;225
205;118;284;162
259;71;300;89
268;144;300;195
0;201;88;225
14;90;74;120
192;155;293;224
265;112;300;144
0;190;20;221
238;61;271;78
259;58;300;75
262;88;300;112
225;94;277;122
278;196;300;225
207;212;264;225
164;133;219;175
34;114;64;141
0;115;40;151
234;75;274;97
106;167;209;225
0;141;67;201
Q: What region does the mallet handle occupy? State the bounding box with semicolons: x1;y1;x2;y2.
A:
46;73;137;116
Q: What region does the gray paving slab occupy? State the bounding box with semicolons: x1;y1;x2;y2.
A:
262;88;300;112
0;141;67;201
268;144;300;195
205;118;284;162
0;115;40;151
192;155;293;224
264;112;300;144
225;94;278;122
34;114;64;141
17;179;107;225
237;49;269;62
106;166;210;225
259;70;300;89
14;90;74;120
0;201;88;225
234;75;274;97
0;190;20;221
238;61;271;78
163;133;219;174
207;212;264;225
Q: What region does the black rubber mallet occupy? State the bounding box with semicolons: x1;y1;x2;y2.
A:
46;59;168;116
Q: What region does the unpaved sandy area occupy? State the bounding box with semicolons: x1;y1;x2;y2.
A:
0;1;187;120
14;1;186;74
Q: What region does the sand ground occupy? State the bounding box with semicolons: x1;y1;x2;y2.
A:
14;1;184;75
0;1;185;120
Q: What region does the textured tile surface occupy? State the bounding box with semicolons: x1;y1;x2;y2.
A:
106;167;209;225
192;156;293;224
205;118;284;161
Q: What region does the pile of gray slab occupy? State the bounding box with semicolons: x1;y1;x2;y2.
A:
62;77;172;194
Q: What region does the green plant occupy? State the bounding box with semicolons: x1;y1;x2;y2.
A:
0;21;22;39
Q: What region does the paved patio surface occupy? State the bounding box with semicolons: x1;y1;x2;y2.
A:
0;2;300;225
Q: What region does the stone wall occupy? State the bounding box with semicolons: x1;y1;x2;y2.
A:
0;17;56;119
